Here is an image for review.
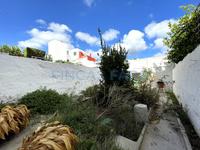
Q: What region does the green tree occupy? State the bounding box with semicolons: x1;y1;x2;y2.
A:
10;46;22;56
0;45;22;56
164;4;200;63
98;29;130;87
0;45;11;53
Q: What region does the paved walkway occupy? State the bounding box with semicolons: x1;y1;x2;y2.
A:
140;91;191;150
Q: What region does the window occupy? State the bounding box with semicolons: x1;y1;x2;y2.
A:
67;51;69;55
74;52;76;56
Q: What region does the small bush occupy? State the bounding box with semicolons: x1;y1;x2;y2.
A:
109;104;144;141
24;47;45;58
99;29;130;87
18;88;65;115
164;5;200;63
51;96;119;150
55;60;67;63
133;69;159;108
81;85;144;141
80;85;100;98
44;54;53;61
0;45;23;56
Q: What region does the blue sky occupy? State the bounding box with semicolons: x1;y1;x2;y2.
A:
0;0;199;59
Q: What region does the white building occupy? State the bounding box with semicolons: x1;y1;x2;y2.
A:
48;40;97;67
128;56;174;89
128;56;167;73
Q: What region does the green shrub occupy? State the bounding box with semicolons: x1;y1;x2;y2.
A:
109;104;144;141
81;85;144;141
164;4;200;63
18;88;65;115
55;60;67;63
133;69;159;108
98;29;130;87
24;47;45;58
0;45;23;56
80;85;100;98
44;54;53;61
51;96;119;150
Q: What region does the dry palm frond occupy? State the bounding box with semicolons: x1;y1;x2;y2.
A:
19;121;78;150
0;105;30;140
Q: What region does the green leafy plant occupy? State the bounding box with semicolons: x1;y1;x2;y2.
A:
24;47;46;58
18;88;65;115
44;54;53;61
133;69;159;108
164;4;200;63
51;95;119;150
98;29;130;87
0;45;23;56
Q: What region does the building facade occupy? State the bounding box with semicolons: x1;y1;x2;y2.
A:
48;40;96;67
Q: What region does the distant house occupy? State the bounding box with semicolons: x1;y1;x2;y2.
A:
48;40;97;67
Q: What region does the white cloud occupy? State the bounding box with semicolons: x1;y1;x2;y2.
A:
18;22;72;49
154;38;164;49
36;19;46;25
75;28;120;46
153;38;168;56
48;22;72;33
144;19;176;56
144;19;176;39
122;30;147;52
83;0;95;7
75;32;99;46
102;29;120;41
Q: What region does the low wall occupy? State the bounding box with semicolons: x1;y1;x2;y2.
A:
0;54;100;103
173;45;200;136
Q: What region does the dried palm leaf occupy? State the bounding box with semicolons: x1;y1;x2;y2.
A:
0;105;30;140
19;121;78;150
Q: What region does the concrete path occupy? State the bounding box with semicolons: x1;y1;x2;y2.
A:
0;124;38;150
140;91;191;150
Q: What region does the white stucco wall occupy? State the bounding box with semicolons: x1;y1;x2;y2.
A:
48;40;70;62
173;45;200;136
128;56;174;89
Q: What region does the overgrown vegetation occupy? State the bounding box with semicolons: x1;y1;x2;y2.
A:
80;69;158;141
55;60;71;64
44;54;53;62
52;96;120;150
0;45;47;60
24;47;46;58
18;88;65;115
164;4;200;63
134;69;159;108
18;88;121;149
99;29;130;87
77;32;159;145
0;45;23;56
5;29;160;149
165;91;200;150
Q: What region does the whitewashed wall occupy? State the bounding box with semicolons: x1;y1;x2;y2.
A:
153;62;174;89
173;45;200;136
48;40;69;61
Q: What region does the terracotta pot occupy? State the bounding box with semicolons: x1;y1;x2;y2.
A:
157;81;165;88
